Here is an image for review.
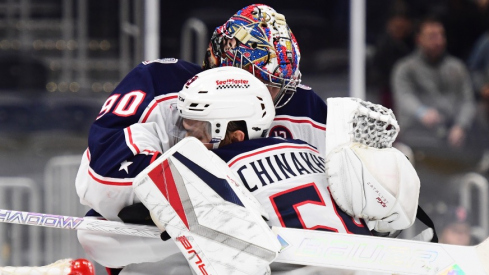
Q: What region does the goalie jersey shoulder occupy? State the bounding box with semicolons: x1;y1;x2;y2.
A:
88;59;202;177
275;84;327;125
94;58;202;122
132;58;203;95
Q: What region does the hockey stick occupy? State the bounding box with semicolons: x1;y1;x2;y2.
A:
2;208;488;275
272;226;489;275
0;208;161;238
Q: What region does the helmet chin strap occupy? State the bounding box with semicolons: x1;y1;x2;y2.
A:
212;142;220;149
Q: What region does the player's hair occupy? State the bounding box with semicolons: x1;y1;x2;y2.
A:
227;120;248;139
414;15;444;35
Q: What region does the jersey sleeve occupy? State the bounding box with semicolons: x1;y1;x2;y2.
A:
75;59;202;220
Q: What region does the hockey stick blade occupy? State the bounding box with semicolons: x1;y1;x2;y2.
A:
273;226;489;275
3;208;488;274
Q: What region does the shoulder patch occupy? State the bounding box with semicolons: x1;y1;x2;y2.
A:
142;58;179;65
298;83;312;90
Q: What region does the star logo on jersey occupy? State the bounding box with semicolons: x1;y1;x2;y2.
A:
119;160;133;174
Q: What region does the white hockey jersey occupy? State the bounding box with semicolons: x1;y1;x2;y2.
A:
75;58;328;269
268;83;327;156
214;137;371;235
76;61;327;222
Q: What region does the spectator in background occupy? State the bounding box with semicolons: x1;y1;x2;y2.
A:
467;29;489;173
370;12;414;109
439;206;472;246
391;16;476;150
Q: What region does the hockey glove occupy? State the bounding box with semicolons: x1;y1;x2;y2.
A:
325;97;420;233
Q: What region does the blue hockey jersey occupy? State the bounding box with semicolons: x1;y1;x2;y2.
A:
268;83;327;154
76;58;327;221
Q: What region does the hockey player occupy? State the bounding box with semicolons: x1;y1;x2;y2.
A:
130;66;282;275
203;4;327;154
172;66;419;274
76;4;327;274
177;67;371;237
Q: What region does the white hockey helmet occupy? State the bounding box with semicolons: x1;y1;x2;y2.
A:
177;66;275;148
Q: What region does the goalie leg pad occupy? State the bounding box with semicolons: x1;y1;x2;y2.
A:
133;137;280;275
326;143;420;232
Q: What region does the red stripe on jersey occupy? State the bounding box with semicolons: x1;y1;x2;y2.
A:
294;183;339;232
270;183;339;232
126;127;140;154
88;169;132;186
327;186;355;234
141;95;178;123
148;159;189;229
150;152;161;163
228;144;319;167
273;117;326;131
351;216;365;227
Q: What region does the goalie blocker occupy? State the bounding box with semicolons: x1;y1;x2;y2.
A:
325;97;420;233
132;137;281;275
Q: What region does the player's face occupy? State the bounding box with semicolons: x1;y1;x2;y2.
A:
223;37;237;52
182;119;213;149
417;22;446;59
265;84;280;100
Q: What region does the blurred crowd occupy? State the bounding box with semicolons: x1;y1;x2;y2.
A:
368;0;489;165
367;0;489;245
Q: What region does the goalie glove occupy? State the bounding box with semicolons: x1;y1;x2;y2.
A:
325;97;420;233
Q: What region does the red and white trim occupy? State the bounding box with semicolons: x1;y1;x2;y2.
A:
85;148;91;161
87;166;133;186
228;143;320;167
273;115;326;131
139;93;178;123
124;127;140;155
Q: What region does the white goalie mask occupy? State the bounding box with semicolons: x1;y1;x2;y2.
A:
177;66;275;149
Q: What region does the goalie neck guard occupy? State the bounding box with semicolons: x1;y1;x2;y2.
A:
203;4;301;108
177;66;275;149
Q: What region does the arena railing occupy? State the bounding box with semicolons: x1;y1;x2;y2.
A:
0;177;41;266
459;172;489;243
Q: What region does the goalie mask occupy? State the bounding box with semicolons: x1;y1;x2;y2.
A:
177;66;275;149
203;4;301;108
